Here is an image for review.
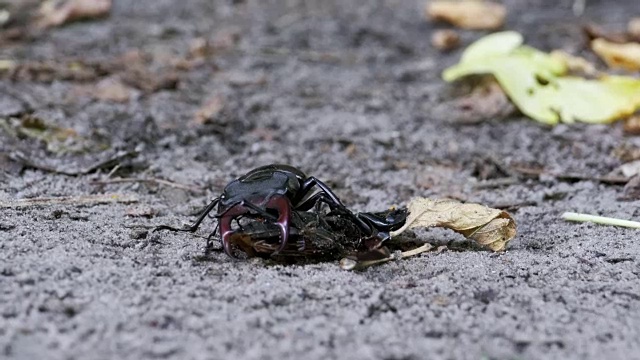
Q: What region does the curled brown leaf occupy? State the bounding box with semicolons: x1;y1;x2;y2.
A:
390;197;516;251
591;38;640;72
623;115;640;135
426;1;506;30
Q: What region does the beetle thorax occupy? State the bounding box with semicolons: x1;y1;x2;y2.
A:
220;171;295;207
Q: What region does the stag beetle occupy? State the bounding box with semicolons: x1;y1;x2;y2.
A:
154;164;406;257
229;207;409;262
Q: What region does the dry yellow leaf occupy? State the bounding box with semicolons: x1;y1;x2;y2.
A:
444;31;640;124
629;17;640;39
390;197;516;251
591;38;640;71
426;1;506;30
624;115;640;135
550;50;600;77
37;0;111;28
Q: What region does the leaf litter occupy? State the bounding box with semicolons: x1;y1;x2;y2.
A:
0;114;87;155
2;1;628;274
443;31;640;125
591;38;640;72
425;1;506;30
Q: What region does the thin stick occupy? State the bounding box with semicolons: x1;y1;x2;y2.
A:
106;164;121;178
511;166;629;185
0;194;138;208
10;150;137;176
340;243;434;270
554;174;628;185
491;200;538;210
474;178;519;189
91;177;204;193
400;243;434;258
562;212;640;229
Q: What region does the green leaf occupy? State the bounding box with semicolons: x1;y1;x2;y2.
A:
539;76;640;124
460;31;523;62
443;31;640;125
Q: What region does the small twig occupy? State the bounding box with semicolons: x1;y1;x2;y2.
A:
90;177;205;193
400;243;435;257
122;224;157;229
554;173;628;185
511;166;629;185
491;200;538;210
9;150;138;176
0;194;138;208
0;223;16;231
562;212;640;229
474;177;520;189
106;164;121;178
258;47;345;63
340;243;434;270
510;165;545;177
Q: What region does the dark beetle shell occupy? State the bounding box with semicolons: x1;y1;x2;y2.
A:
227;208;409;262
228;211;363;261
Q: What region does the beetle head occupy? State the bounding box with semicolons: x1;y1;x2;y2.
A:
218;171;290;213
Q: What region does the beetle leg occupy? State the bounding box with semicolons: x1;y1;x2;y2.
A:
234;216;244;231
205;224;219;250
356;209;408;232
361;233;390;251
296;189;375;237
154;198;219;233
297;238;306;251
295;177;346;207
265;195;291;255
295;192;329;211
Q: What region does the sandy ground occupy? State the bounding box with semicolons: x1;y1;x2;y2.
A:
1;1;640;359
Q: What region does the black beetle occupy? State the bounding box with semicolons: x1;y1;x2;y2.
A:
155;164;406;257
227;207;409;262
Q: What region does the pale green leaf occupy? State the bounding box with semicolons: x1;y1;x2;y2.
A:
443;31;640;125
460;31;523;62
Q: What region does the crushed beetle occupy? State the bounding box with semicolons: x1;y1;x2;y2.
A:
154;164;407;258
228;208;409;262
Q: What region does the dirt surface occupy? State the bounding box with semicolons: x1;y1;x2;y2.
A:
2;1;640;359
